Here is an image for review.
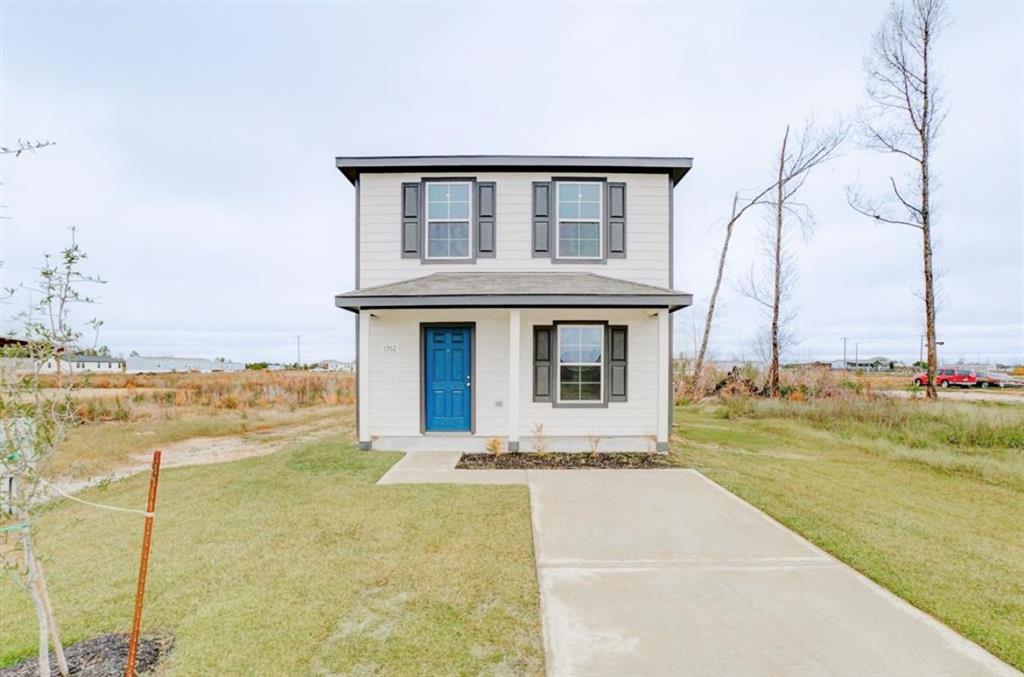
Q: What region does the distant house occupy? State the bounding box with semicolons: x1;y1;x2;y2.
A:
319;359;355;372
125;356;244;374
831;357;899;372
38;354;126;374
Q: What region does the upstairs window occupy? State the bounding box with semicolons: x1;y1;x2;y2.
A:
557;324;604;402
425;181;472;259
556;182;602;259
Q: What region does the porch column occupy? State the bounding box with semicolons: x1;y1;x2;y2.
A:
507;309;521;452
357;310;371;449
657;308;670;451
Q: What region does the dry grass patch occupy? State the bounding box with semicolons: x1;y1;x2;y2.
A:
53;405;350;479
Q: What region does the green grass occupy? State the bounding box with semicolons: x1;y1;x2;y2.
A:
1;436;544;674
673;399;1024;669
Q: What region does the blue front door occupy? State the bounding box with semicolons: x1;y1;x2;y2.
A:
424;326;472;432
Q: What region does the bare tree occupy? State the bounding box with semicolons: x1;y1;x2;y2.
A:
742;121;846;396
740;209;801;388
691;187;775;388
848;0;948;399
1;230;104;677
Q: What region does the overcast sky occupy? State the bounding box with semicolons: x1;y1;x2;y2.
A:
1;0;1020;365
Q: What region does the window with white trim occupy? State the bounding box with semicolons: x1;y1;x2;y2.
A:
556;182;602;259
557;324;603;402
425;181;472;259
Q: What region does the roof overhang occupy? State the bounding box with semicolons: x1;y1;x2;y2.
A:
335;155;693;186
334;292;693;313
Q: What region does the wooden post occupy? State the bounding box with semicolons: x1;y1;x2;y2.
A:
125;450;161;677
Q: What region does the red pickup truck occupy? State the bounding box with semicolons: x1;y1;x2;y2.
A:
914;368;977;388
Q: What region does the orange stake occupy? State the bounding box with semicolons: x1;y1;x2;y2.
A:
126;450;161;677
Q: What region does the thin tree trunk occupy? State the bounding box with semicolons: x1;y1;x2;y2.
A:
22;527;52;677
36;562;69;677
768;126;789;397
920;16;938;400
922;226;937;399
693;194;739;385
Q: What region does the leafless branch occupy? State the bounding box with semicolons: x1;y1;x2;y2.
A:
0;139;56;156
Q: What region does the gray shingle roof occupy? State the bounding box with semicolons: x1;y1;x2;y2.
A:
335;272;692;312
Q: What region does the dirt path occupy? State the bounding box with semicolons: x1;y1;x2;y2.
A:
50;419;343;498
882;389;1024;403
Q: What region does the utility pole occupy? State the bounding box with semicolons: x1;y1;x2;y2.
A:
842;337;848;371
855;342;859;369
919;334;924;365
296;335;301;367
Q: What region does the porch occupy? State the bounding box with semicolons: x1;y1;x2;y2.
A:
334;272;692;453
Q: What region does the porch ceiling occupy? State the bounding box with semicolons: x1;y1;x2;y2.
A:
335;272;693;312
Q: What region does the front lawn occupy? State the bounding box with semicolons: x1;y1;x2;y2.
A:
673;398;1024;669
1;437;543;674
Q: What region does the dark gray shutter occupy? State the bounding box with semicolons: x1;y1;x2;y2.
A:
476;181;496;257
607;325;628;402
401;182;421;258
533;325;554;401
607;182;626;258
532;182;552;257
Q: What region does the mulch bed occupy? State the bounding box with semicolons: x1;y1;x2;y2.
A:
0;633;172;677
457;452;675;470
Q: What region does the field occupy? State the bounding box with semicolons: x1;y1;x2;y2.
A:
2;371;1022;672
43;371;356;478
673;396;1024;668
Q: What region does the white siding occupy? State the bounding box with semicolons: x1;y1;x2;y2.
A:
362;308;663;442
365;309;510;438
358;171;671;288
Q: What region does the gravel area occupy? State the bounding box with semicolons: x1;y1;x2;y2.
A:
0;633;172;677
457;452;675;469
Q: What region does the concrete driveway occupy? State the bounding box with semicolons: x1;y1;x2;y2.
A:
378;454;1018;675
529;470;1017;677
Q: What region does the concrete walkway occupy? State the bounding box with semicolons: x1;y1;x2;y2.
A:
378;453;1018;676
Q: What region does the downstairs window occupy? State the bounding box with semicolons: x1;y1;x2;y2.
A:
557;324;604;402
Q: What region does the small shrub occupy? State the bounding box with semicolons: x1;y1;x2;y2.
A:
485;437;504;455
531;422;547;454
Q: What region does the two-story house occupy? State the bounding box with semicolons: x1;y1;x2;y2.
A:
334;155;692;453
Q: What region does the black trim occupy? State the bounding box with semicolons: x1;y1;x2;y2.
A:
401;182;421;258
336;293;693;312
607;182;627;258
476;181;496;257
532;182;552;257
607;324;628;402
334;155;694;186
533;325;554;402
354;177;361;289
